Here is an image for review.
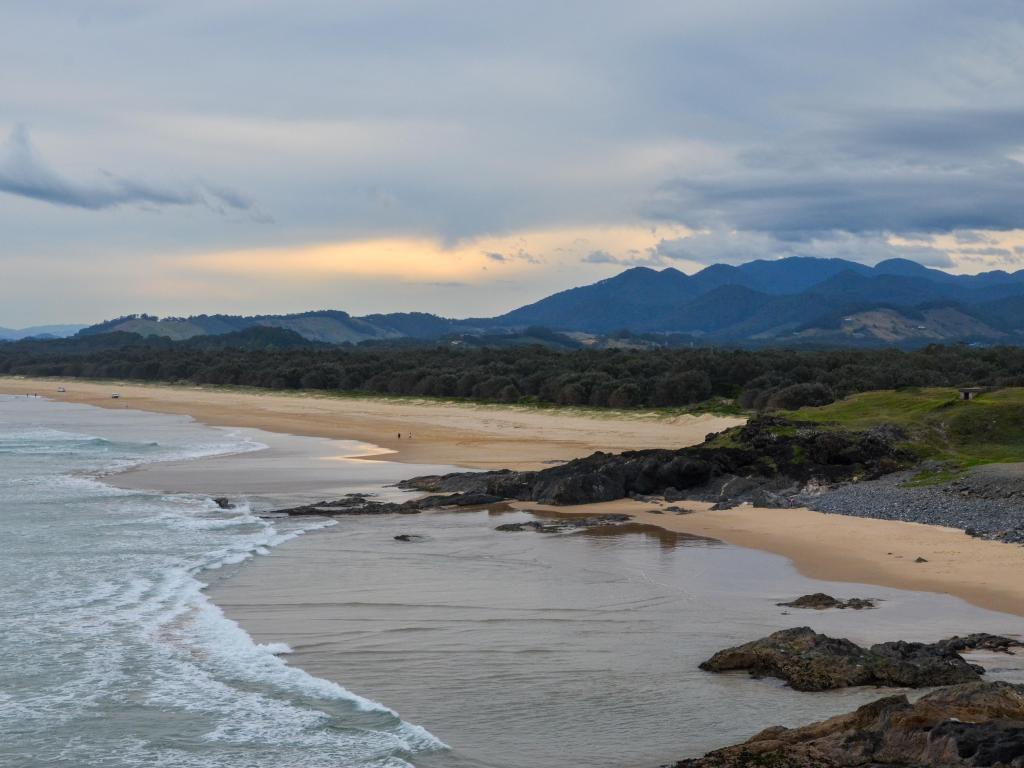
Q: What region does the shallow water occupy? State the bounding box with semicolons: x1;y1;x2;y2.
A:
210;495;1024;768
4;395;1024;768
0;396;445;768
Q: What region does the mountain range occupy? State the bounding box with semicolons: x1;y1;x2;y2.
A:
61;257;1024;346
0;324;87;341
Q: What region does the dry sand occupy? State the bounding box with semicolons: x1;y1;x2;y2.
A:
0;377;741;470
5;376;1024;617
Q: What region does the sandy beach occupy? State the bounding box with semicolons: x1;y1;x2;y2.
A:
0;377;741;470
4;375;1024;618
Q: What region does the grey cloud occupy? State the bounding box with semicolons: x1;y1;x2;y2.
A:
654;230;955;269
0;125;260;216
959;246;1014;257
646;106;1024;240
580;250;618;264
5;1;1024;324
954;230;994;244
483;248;542;265
582;249;663;267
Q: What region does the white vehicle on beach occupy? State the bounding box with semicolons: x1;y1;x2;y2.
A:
110;392;120;399
57;387;65;393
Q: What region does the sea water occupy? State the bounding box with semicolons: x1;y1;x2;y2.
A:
0;396;443;768
5;394;1024;768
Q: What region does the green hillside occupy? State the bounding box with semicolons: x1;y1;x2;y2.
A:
789;387;1024;472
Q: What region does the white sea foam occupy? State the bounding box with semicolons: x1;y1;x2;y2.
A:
0;399;445;767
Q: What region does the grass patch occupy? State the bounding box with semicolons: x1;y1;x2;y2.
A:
787;387;1024;471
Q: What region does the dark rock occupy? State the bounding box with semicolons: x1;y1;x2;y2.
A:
267;495;422;516
265;490;508;517
916;556;929;563
672;681;1024;767
939;633;1024;654
495;514;630;534
212;497;235;509
400;416;914;507
699;627;1000;691
413;492;506;507
394;534;428;542
777;593;876;610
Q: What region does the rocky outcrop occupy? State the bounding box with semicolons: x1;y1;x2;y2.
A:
940;633;1024;655
672;681;1024;767
264;491;506;517
495;514;630;533
777;593;876;610
399;417;914;507
698;627;1020;691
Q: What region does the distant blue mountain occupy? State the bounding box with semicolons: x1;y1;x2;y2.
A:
73;256;1024;346
0;324;86;341
486;257;1024;343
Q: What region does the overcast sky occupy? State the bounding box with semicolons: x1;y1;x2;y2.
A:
3;1;1024;326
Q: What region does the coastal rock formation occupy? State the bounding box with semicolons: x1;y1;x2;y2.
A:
672;681;1024;767
698;627;1016;691
212;496;235;509
777;593;876;610
400;417;914;506
941;633;1024;655
265;491;506;517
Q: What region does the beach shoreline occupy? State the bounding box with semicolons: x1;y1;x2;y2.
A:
0;377;742;471
4;376;1024;619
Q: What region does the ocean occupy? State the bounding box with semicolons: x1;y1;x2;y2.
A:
3;394;1024;768
0;396;442;768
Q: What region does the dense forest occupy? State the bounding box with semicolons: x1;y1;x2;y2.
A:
3;329;1024;410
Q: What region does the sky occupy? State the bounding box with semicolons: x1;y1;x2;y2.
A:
2;1;1024;326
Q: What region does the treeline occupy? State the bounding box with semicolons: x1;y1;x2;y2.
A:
3;333;1024;410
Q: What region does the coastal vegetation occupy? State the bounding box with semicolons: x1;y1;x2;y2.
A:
3;332;1024;412
790;388;1024;471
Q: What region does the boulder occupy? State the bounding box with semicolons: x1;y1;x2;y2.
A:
699;627;992;691
777;593;876;610
672;681;1024;767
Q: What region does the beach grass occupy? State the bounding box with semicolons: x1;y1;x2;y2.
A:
789;387;1024;478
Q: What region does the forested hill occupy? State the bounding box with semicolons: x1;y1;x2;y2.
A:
69;256;1024;347
3;336;1024;411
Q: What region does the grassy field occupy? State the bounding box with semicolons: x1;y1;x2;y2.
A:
789;387;1024;477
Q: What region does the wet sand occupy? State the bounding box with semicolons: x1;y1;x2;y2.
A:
6;376;1024;618
520;500;1024;618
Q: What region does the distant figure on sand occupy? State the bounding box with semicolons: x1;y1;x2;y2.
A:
397;433;401;439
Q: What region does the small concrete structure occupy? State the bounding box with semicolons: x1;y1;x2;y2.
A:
958;387;984;401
